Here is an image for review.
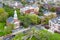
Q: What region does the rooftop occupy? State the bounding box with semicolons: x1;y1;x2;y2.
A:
7;17;13;23
20;4;38;11
51;16;60;24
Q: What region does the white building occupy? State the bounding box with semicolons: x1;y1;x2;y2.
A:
48;16;60;33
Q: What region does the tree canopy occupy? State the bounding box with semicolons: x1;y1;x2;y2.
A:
19;14;40;28
0;8;8;22
3;5;14;17
0;23;12;36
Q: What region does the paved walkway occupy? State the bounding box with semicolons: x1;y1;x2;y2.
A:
12;27;30;35
3;27;30;40
3;24;45;40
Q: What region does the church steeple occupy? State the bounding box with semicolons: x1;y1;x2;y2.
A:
13;3;20;29
13;9;20;29
14;10;18;19
13;1;18;19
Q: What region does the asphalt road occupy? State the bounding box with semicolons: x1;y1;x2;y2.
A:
3;35;15;40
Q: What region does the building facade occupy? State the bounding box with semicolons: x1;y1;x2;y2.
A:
49;17;60;33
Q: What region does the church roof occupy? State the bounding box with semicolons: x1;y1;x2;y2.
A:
7;17;13;23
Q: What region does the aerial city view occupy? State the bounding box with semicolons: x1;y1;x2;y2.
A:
0;0;60;40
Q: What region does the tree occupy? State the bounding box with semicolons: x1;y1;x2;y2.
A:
44;17;50;25
50;7;56;12
7;23;14;29
29;14;40;25
19;14;40;28
20;0;27;6
3;5;14;17
19;14;31;28
0;23;12;36
0;23;5;30
0;8;8;23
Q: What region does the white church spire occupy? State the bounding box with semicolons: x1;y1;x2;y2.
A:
13;10;20;29
14;10;18;19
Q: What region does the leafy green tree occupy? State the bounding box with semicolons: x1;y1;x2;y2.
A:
19;14;40;28
50;7;56;12
0;23;5;30
38;12;43;16
21;0;26;4
3;5;14;17
43;17;50;25
3;26;12;36
39;6;46;16
0;8;8;22
19;14;31;28
7;23;14;29
29;14;40;24
0;23;12;36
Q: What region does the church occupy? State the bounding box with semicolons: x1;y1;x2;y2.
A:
6;9;20;29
